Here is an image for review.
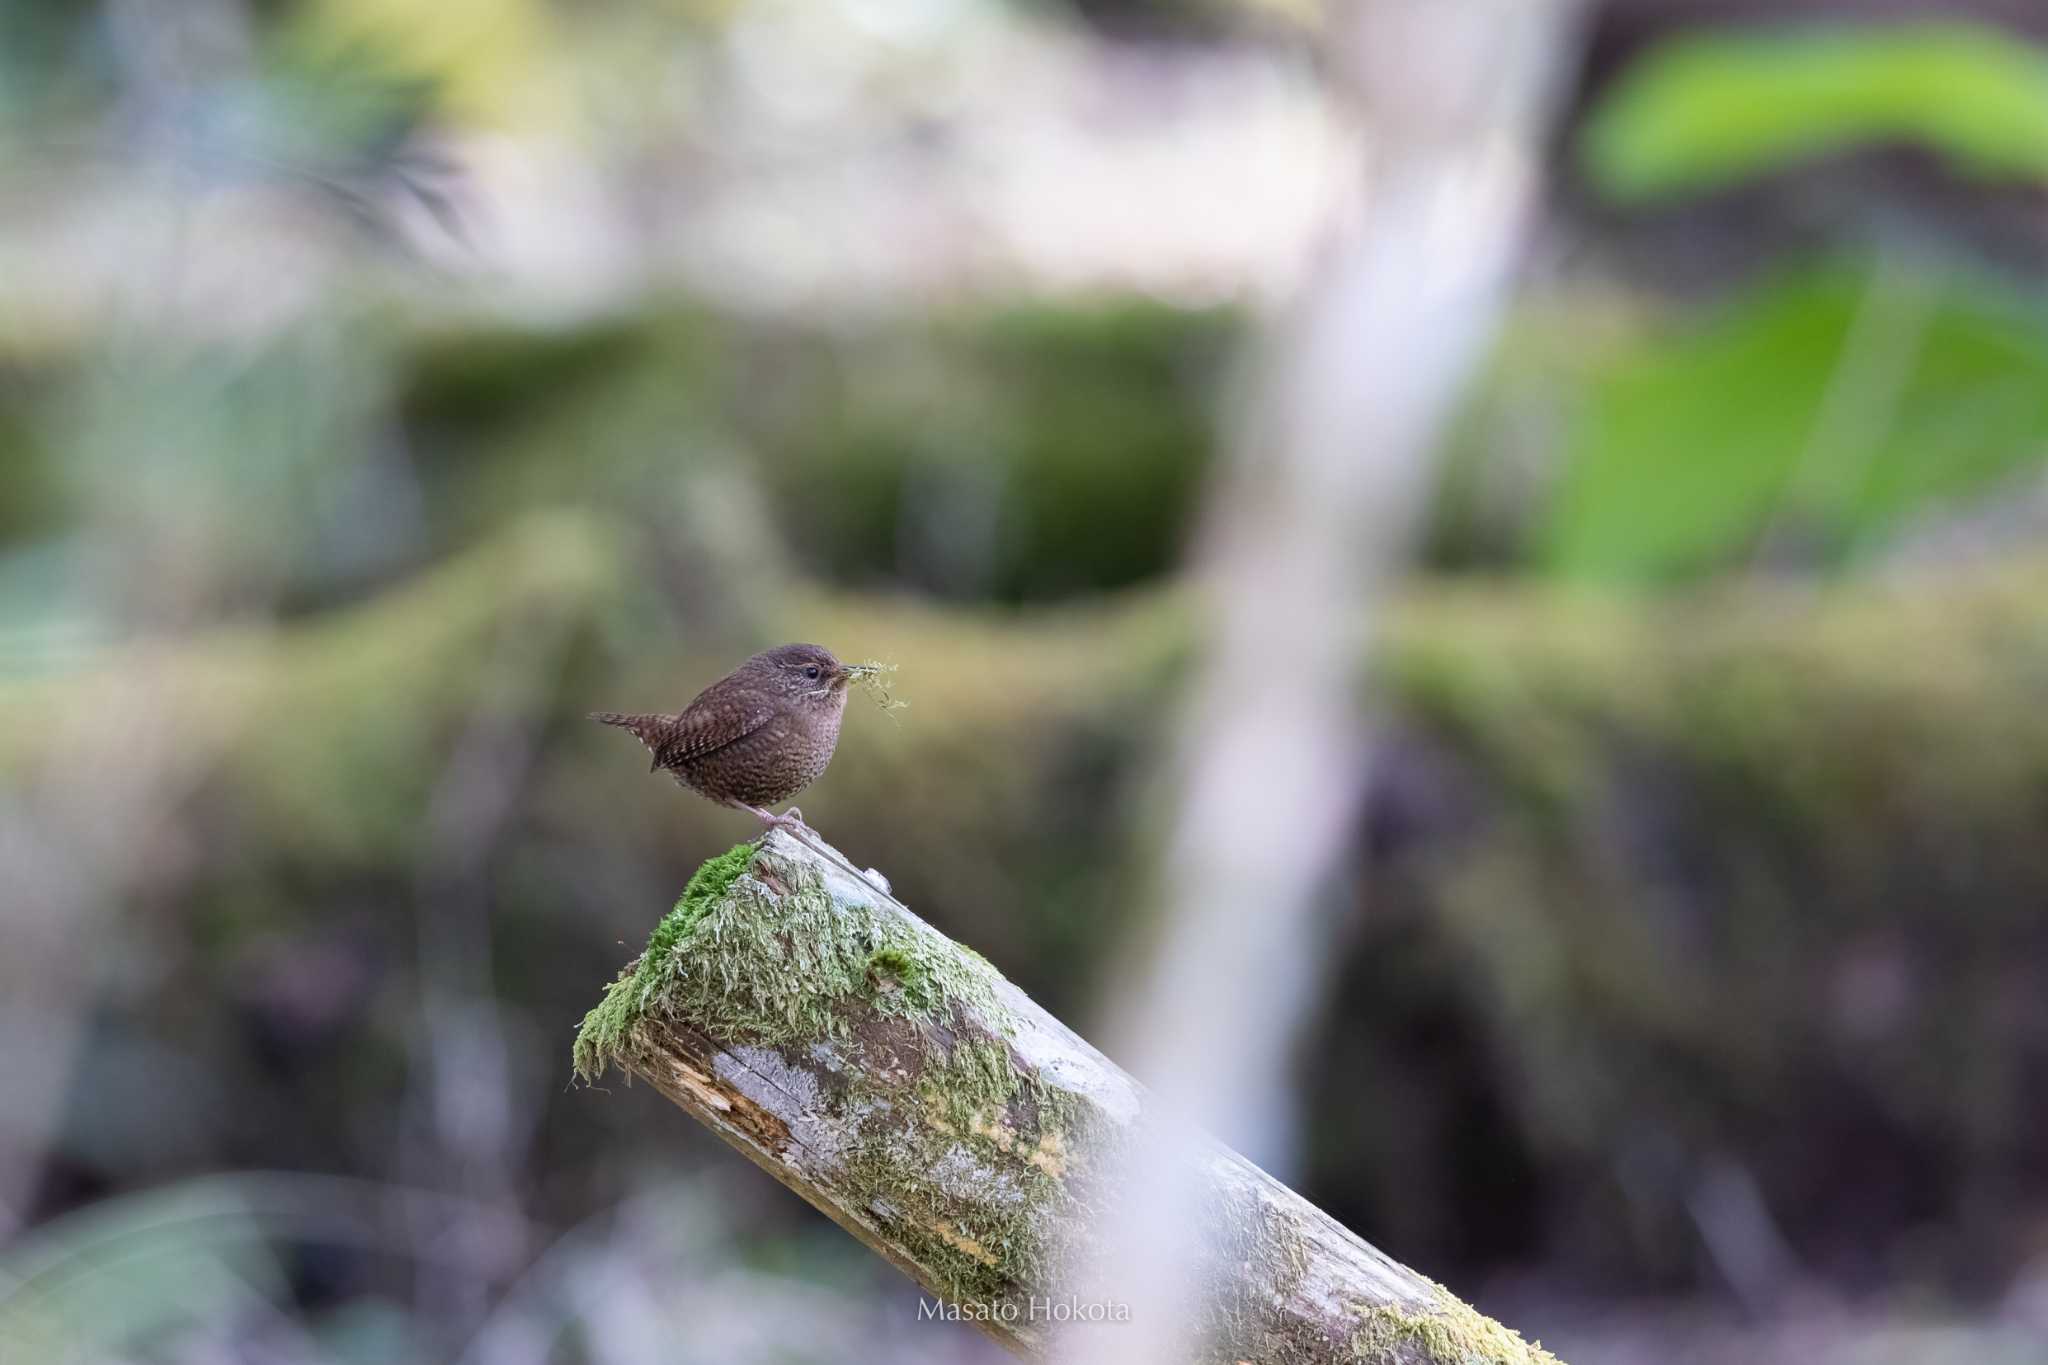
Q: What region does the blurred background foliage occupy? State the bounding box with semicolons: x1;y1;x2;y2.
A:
1580;23;2048;203
5;2;2048;1364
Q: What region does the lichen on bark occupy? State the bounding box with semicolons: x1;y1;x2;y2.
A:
1349;1285;1562;1365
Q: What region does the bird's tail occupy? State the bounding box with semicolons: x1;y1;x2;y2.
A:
589;711;672;768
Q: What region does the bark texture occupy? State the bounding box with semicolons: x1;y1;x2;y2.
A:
575;831;1562;1363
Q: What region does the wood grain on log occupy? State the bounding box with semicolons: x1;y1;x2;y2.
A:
575;831;1561;1364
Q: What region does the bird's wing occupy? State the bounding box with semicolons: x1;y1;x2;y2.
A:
657;689;776;769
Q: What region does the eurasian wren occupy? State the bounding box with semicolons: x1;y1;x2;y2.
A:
591;643;853;832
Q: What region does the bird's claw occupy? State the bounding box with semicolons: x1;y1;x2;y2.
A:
744;803;812;834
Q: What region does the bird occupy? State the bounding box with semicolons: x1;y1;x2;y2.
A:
591;643;856;832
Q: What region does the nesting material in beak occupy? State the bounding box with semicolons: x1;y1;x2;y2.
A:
841;660;907;718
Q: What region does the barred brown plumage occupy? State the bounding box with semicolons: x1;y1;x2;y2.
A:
591;643;852;832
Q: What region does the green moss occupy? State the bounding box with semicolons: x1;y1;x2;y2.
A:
1349;1286;1563;1365
863;945;935;1011
572;835;1101;1311
572;840;762;1082
839;1028;1107;1311
801;1018;1086;1306
682;862;1001;1047
660;839;764;953
573;840;1018;1083
941;1037;1026;1120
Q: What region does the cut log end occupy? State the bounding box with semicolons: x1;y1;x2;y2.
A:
574;831;1563;1364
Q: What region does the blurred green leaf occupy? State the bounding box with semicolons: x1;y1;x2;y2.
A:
1581;23;2048;203
1539;260;2048;580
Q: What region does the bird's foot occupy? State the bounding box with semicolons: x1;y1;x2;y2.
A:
741;803;810;834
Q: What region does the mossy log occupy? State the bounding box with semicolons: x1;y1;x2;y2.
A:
574;832;1560;1364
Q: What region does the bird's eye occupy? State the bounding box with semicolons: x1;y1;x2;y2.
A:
804;665;821;680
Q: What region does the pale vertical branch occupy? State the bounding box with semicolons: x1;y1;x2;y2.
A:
1059;2;1580;1360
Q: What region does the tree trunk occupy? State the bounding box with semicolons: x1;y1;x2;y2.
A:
574;831;1562;1364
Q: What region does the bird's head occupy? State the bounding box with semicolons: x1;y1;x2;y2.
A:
753;643;853;706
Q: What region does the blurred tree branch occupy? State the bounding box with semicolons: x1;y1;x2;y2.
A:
1060;1;1581;1360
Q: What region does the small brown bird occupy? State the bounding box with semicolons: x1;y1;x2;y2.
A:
591;643;855;832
